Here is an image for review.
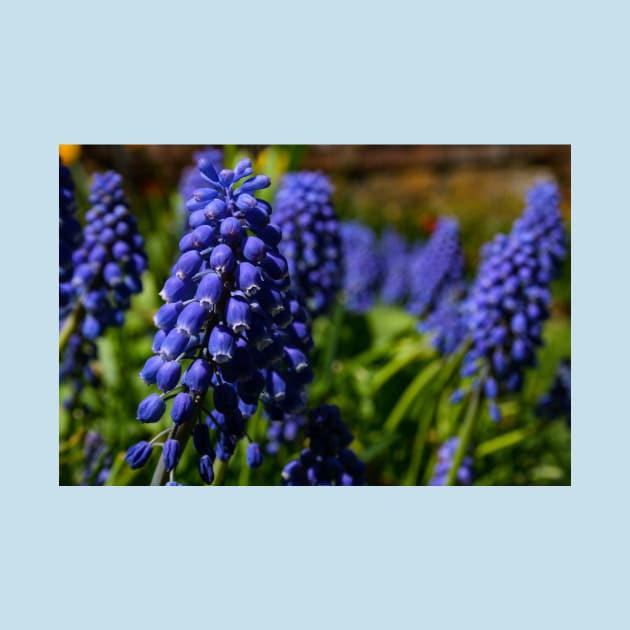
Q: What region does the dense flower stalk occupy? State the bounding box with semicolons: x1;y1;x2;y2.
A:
428;437;473;485
379;228;410;305
62;171;148;337
458;182;567;421
536;358;571;426
339;221;382;313
281;405;365;485
407;217;465;317
403;218;468;355
60;170;146;416
274;172;342;317
129;157;313;485
59;160;82;311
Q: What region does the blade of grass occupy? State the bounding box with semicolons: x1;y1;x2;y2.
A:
383;360;442;432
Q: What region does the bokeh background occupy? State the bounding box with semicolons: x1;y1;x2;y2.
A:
59;145;570;485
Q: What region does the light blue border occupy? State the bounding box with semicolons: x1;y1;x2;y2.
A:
3;1;625;628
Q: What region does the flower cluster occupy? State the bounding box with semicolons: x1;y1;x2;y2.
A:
274;172;342;318
379;228;410;305
459;182;567;421
59;160;82;311
428;437;473;485
128;157;313;484
340;221;382;314
406;218;465;317
63;171;148;338
536;358;571;426
281;405;365;485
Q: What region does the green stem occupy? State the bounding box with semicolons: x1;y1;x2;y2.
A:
212;458;228;485
446;384;483;486
319;299;344;398
403;399;436;485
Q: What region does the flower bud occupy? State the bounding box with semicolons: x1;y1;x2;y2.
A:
137;394;166;423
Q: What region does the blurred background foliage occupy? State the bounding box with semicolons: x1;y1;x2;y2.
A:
59;144;570;486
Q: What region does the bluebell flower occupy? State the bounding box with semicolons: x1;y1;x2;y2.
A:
281;405;365;486
458;182;568;420
379;228;410;305
428;437;473;485
536;358;571;426
274;172;342;317
131;157;313;485
339;221;382;314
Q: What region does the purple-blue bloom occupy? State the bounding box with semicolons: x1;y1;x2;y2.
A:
407;217;465;317
339;221;382;314
131;157;313;484
403;218;468;355
458;182;568;420
379;228;410;305
274;172;342;318
62;171;147;336
428;437;473;485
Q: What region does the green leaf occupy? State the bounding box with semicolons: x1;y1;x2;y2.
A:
383;360;443;432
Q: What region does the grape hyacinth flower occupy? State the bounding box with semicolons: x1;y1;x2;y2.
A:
61;171;148;338
129;157;313;485
59;159;82;311
339;221;382;314
404;218;467;355
428;437;473;485
536;358;571;426
457;182;568;421
60;171;146;418
274;172;342;317
379;228;410;306
406;217;465;317
281;405;365;486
